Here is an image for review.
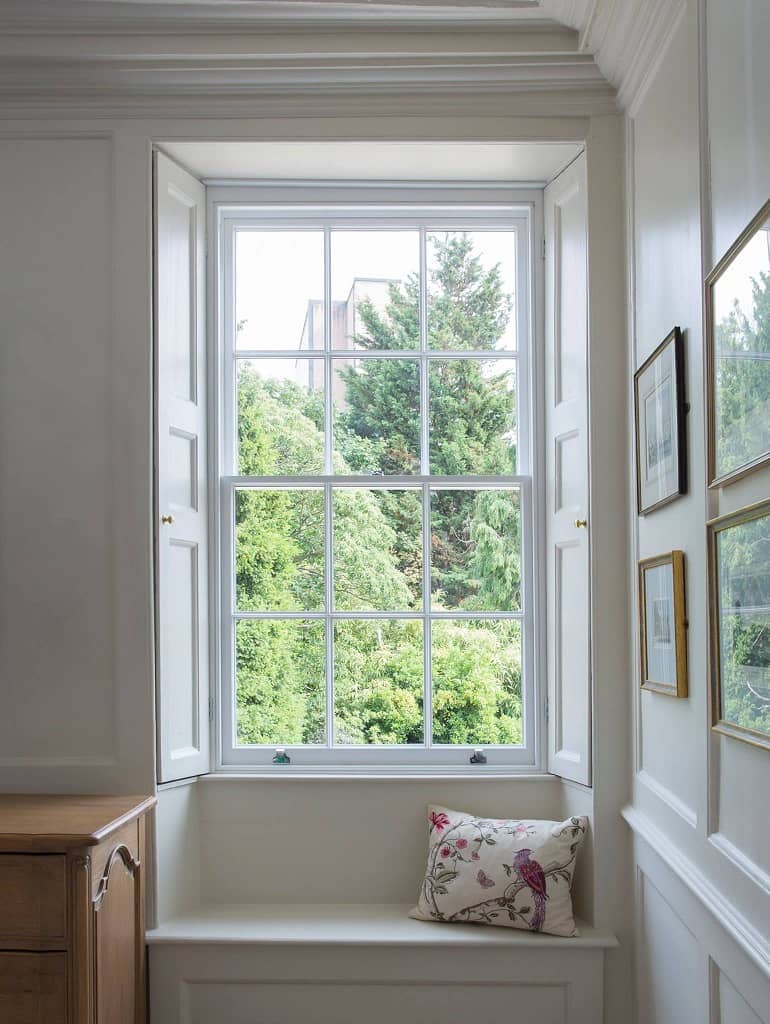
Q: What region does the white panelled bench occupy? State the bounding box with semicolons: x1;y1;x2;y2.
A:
147;903;617;1024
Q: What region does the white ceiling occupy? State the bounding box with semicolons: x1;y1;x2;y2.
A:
160;140;583;183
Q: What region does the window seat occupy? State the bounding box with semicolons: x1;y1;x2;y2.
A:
147;901;616;949
148;904;616;1024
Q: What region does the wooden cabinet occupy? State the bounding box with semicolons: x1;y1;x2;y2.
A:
0;795;156;1024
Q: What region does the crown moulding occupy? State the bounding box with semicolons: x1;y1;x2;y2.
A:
0;1;554;32
0;0;689;115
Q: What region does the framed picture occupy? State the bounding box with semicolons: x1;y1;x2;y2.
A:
706;197;770;487
639;551;687;697
708;499;770;751
634;327;687;515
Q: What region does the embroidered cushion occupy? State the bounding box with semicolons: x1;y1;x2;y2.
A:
410;805;588;937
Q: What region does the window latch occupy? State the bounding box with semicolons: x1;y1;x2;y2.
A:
272;748;291;765
469;748;487;765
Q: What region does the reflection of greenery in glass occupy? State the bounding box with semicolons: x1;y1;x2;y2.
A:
715;264;770;476
718;513;770;738
234;234;523;746
334;621;424;744
236;620;325;745
432;620;522;745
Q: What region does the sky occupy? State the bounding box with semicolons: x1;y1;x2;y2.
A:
234;228;518;383
713;225;770;328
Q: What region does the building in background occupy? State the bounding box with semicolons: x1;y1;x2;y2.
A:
297;277;397;399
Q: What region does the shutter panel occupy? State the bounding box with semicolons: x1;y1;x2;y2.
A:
544;154;592;785
154;151;210;782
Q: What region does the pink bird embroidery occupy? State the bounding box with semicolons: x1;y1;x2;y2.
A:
513;849;548;931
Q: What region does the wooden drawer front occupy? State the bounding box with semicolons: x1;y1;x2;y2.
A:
0;855;66;946
0;952;66;1024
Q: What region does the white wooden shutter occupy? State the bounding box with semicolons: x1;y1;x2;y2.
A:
154;151;210;782
544;154;592;785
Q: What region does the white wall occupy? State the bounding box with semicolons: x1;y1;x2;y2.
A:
0;132;156;795
0;101;627;1023
626;2;770;1020
193;776;568;904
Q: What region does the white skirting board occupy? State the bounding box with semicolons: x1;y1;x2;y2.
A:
148;904;616;1024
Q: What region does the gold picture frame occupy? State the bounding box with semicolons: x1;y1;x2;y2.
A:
638;551;688;697
707;499;770;751
705;197;770;488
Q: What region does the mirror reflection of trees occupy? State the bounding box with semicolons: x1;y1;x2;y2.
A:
718;513;770;739
234;235;522;747
715;232;770;477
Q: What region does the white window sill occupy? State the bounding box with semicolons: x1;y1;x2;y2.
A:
158;770;559;790
147;902;617;949
209;769;556;782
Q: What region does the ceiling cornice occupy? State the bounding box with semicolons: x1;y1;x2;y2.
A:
576;0;687;111
0;1;552;32
0;0;687;116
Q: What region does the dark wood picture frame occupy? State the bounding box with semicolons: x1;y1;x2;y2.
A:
707;499;770;752
639;550;688;698
634;327;687;515
706;197;770;488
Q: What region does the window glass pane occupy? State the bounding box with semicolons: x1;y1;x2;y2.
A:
333;357;420;474
431;489;521;611
235;619;325;745
235;230;324;351
333;488;422;611
427;230;516;350
432;619;522;745
334;620;424;744
429;358;517;474
235;488;324;611
237;359;325;475
330;231;420;350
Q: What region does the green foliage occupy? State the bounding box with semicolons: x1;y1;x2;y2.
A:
334;620;424;745
715;270;770;476
718;514;770;738
712;266;770;738
432;620;522;745
236;619;325;744
234;234;524;747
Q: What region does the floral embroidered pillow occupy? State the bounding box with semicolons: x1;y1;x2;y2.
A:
410;805;588;937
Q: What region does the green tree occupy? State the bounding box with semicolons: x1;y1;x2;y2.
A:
233;233;524;747
235;372;416;744
338;233;519;610
712;267;770;739
715;270;770;476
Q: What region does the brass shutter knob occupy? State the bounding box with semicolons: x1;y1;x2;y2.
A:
161;514;175;525
574;519;588;529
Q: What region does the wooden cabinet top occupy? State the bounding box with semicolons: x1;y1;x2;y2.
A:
0;794;156;852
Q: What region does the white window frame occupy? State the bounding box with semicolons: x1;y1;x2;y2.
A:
209;184;544;773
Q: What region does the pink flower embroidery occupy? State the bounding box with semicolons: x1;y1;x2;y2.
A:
440;846;451;858
430;811;450;832
515;823;534;836
456;838;468;850
471;851;480;861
